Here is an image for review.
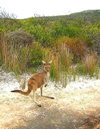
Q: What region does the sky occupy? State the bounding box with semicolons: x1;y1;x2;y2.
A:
0;0;100;19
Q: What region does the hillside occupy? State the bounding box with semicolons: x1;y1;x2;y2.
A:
38;10;100;21
68;10;100;21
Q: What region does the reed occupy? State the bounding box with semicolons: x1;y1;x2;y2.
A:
78;53;99;78
43;43;73;87
0;33;30;74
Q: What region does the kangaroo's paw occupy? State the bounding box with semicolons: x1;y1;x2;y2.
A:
34;100;41;107
50;97;54;99
42;96;54;99
37;104;42;107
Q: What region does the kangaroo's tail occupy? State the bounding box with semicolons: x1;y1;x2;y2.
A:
11;88;31;95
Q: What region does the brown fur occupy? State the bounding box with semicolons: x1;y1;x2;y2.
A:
11;61;54;107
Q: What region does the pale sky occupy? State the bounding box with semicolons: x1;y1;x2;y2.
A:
0;0;100;19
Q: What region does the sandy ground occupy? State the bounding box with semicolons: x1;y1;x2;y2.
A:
0;71;100;129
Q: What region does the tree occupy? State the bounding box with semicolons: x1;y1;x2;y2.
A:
0;7;17;19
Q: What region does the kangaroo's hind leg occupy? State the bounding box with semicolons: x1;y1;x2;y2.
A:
33;90;42;107
40;86;54;99
31;82;41;107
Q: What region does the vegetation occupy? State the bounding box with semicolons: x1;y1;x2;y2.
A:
36;10;100;21
0;9;100;86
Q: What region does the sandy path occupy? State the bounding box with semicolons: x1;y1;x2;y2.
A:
0;72;100;129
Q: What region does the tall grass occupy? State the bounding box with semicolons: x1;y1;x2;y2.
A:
0;33;44;75
43;38;99;87
1;34;29;74
0;33;8;68
43;43;73;87
78;53;99;78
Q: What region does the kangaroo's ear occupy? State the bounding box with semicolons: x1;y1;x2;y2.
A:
42;60;46;64
49;60;52;64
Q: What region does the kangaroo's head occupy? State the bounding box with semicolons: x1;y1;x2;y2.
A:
42;60;52;72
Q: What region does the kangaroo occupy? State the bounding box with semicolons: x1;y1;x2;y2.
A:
11;60;54;107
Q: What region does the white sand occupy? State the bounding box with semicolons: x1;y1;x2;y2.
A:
0;71;100;128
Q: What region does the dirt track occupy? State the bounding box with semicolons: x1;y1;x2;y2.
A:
0;72;100;129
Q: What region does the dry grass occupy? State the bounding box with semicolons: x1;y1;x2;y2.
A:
0;33;32;74
0;33;7;65
81;53;99;78
56;37;87;61
43;43;73;85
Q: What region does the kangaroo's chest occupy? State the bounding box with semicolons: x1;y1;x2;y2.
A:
44;72;50;83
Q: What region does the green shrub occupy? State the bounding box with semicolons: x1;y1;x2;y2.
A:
28;42;44;67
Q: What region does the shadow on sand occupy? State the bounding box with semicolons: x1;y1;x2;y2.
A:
15;104;100;129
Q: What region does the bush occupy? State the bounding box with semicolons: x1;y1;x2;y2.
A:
56;37;87;62
7;30;33;47
28;42;44;67
91;32;100;55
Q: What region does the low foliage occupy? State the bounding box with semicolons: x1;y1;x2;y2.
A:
0;11;100;85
